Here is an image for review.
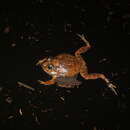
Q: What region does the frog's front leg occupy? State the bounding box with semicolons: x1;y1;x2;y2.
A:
77;34;91;46
80;69;118;95
75;34;91;56
38;77;56;85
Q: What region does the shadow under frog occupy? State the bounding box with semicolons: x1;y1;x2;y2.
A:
36;34;118;95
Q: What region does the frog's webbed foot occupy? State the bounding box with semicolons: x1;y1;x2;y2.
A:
107;82;118;96
38;79;55;85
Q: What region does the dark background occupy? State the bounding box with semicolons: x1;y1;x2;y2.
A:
0;0;129;129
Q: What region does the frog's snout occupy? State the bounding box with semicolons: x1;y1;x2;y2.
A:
36;58;48;66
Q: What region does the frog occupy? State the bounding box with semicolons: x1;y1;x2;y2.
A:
36;34;118;95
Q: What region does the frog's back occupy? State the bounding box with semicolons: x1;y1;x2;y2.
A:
54;53;81;77
55;53;78;65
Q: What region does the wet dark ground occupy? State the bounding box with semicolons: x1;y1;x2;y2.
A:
0;0;129;129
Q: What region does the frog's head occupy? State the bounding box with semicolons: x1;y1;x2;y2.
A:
36;57;58;76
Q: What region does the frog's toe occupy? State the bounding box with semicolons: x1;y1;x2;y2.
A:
107;83;118;95
38;80;46;85
77;34;85;39
108;83;116;88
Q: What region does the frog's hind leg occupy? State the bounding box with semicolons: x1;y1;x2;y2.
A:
75;34;91;56
80;67;118;95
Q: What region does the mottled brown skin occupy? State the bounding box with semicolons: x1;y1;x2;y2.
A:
36;34;117;95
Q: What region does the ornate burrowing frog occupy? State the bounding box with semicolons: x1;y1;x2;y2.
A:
36;34;117;95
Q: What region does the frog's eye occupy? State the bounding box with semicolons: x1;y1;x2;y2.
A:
47;64;54;70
